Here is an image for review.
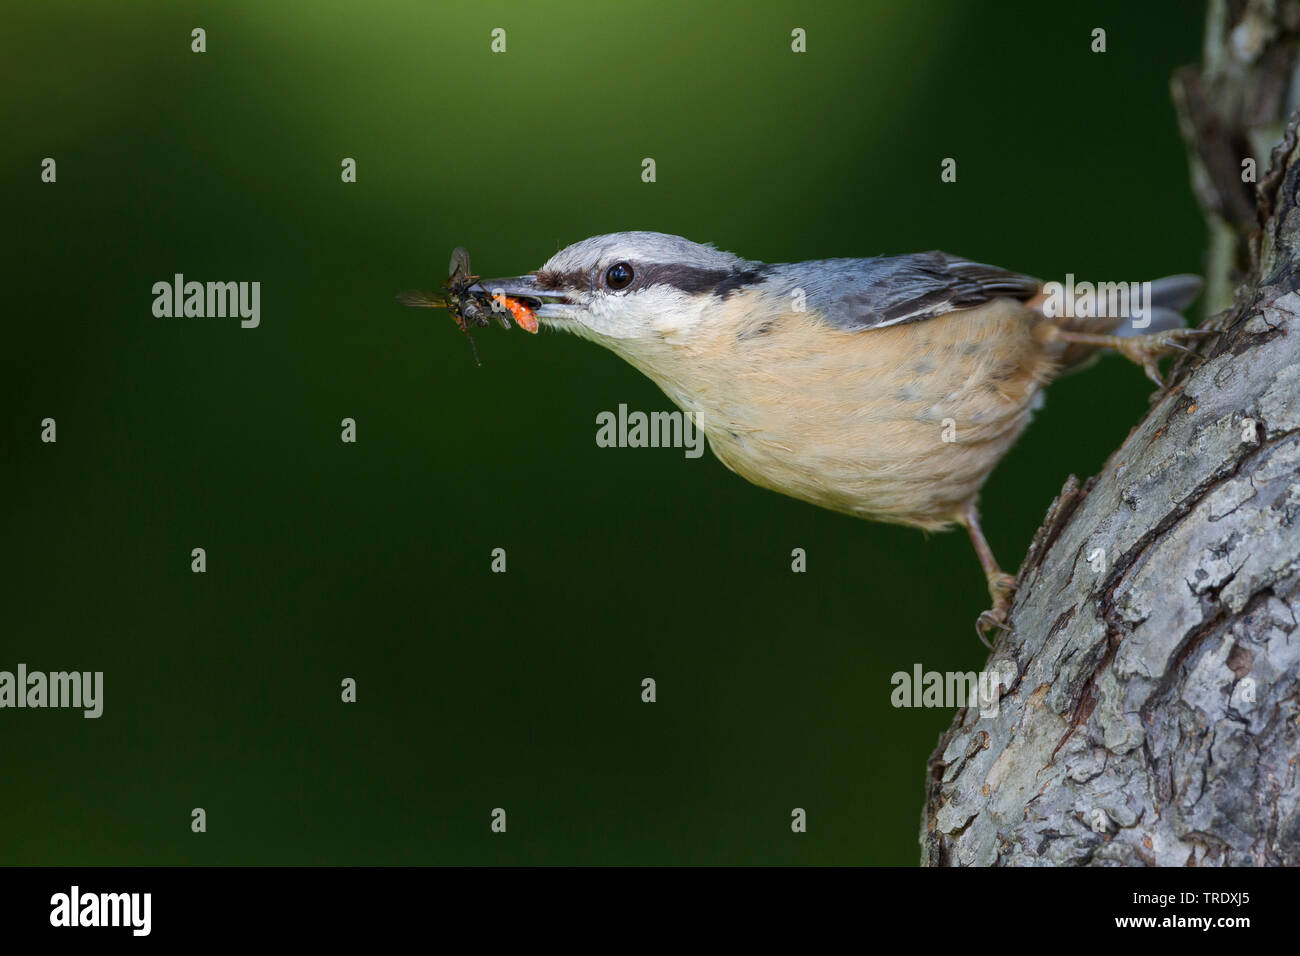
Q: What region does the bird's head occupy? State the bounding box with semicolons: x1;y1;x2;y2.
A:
475;231;769;347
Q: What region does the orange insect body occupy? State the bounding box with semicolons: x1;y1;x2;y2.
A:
503;296;538;334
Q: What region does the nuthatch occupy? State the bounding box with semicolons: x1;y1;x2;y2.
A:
477;232;1206;641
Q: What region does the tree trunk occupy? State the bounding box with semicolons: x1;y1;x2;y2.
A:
920;0;1300;866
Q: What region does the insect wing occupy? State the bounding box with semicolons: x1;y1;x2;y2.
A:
448;246;472;283
396;289;447;308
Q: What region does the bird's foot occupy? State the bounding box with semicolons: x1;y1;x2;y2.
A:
1117;328;1216;387
975;572;1017;648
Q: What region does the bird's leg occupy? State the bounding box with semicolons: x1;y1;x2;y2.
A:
961;503;1016;648
1045;327;1215;387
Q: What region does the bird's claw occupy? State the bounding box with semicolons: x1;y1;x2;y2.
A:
1119;328;1215;388
975;572;1017;648
975;610;1011;649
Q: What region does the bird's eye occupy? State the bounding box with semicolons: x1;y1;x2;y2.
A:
604;261;635;290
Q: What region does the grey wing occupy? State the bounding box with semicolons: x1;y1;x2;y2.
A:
797;252;1042;332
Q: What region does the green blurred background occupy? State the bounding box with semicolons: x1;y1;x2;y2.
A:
3;1;1204;864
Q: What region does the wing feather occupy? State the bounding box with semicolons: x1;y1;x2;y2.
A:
794;252;1041;332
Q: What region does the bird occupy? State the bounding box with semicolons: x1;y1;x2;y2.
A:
470;231;1206;642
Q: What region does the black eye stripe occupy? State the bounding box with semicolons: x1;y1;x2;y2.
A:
638;264;772;298
536;263;771;299
535;268;587;290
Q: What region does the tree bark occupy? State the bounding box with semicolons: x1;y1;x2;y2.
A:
920;0;1300;866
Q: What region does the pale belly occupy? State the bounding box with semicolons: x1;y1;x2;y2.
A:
637;299;1058;530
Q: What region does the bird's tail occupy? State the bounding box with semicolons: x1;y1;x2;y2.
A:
1110;274;1202;337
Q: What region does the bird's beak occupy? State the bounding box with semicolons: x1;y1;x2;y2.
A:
470;274;575;322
